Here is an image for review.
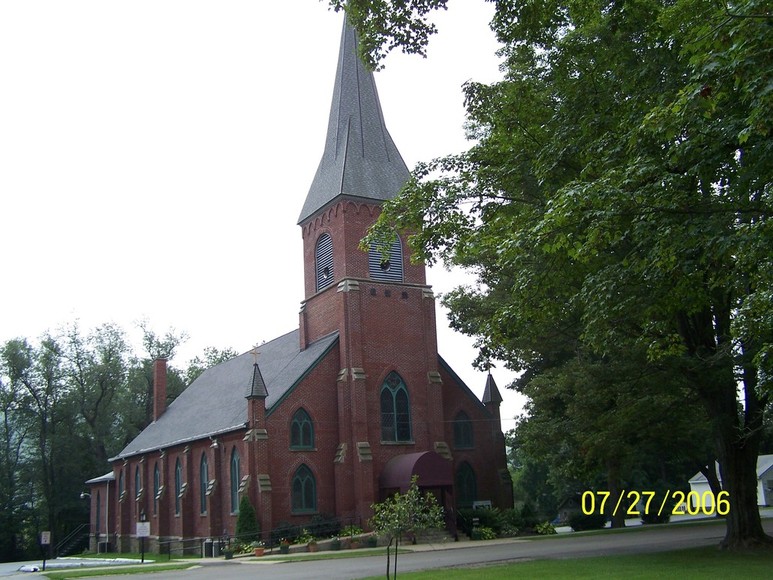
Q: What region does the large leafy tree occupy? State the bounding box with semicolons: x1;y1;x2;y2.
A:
342;0;772;548
0;322;235;560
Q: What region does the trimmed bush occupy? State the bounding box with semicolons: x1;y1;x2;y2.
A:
235;496;259;543
569;512;607;531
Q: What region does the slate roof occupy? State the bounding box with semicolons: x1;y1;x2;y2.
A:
439;355;494;416
111;330;339;460
482;372;503;404
85;471;115;485
298;17;410;224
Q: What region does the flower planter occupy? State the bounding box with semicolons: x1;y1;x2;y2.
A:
253;547;265;557
279;544;290;554
307;542;318;553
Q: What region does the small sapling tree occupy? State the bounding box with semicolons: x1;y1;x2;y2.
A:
369;476;444;579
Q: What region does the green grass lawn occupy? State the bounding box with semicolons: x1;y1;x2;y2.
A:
372;546;773;579
43;563;196;579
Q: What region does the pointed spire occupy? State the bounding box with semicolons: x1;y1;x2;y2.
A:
298;16;410;224
482;372;503;405
247;362;268;400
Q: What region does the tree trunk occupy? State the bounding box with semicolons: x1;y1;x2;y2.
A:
716;434;770;549
678;304;772;549
607;461;626;529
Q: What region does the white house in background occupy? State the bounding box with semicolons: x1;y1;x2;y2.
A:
688;455;773;510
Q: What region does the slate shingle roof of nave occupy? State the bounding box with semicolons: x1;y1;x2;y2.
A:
111;330;339;460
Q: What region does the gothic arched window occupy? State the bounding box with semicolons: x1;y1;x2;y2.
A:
453;411;474;449
291;408;314;449
153;463;160;515
134;466;141;500
368;236;403;282
174;459;182;515
315;233;334;291
96;491;101;534
230;447;240;514
200;453;208;514
456;462;477;508
291;464;316;513
380;372;412;442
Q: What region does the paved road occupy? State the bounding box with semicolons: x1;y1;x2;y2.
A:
10;519;767;580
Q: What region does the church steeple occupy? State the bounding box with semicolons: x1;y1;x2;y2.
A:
298;17;410;224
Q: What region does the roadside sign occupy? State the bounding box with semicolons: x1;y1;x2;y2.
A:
40;531;51;545
137;522;151;537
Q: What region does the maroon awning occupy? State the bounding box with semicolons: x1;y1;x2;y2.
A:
379;451;452;492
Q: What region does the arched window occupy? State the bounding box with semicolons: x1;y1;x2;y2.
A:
291;464;316;513
200;453;209;514
230;447;240;514
456;462;477;508
174;459;182;515
368;236;403;282
315;233;334;291
153;463;160;515
453;411;474;449
290;408;314;449
118;470;124;497
135;466;141;500
380;371;412;442
96;491;101;534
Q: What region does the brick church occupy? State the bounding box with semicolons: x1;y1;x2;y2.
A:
85;17;512;553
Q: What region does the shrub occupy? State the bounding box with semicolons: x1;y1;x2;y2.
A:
457;507;505;536
640;490;673;524
500;523;519;537
341;524;363;537
235;496;260;543
470;526;497;541
519;503;540;529
534;521;557;535
310;513;341;538
569;512;607;531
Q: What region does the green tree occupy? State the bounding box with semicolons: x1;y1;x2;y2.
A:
347;0;772;548
62;323;129;464
235;496;260;543
0;369;32;561
370;477;444;579
185;346;238;385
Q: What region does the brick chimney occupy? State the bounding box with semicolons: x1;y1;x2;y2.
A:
153;358;168;422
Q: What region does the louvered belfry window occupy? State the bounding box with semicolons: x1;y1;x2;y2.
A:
315;233;334;291
369;236;403;282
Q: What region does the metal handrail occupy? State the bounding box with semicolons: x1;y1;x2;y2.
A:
54;523;89;557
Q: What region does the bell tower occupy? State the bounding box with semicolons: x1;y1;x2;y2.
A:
297;18;448;522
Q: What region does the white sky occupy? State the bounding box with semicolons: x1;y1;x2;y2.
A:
0;1;526;429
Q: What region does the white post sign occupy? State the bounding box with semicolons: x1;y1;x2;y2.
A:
40;531;51;545
136;522;151;537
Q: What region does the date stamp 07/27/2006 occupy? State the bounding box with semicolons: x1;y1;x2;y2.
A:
580;490;730;518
